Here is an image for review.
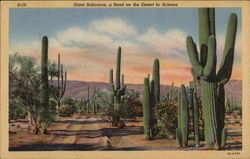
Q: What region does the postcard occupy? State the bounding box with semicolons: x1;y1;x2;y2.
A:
0;0;249;159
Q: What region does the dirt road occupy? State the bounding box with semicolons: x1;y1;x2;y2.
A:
9;116;111;151
9;115;242;151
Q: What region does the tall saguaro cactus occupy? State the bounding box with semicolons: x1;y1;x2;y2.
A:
153;59;160;103
189;81;200;147
176;92;182;147
180;85;189;147
186;8;237;148
41;36;49;133
50;54;67;109
108;47;126;124
87;85;90;114
143;77;153;140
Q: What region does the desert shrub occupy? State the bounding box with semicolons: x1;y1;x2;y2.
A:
153;100;178;139
59;105;76;117
9;104;28;120
120;90;143;118
93;89;110;111
75;98;87;113
101;104;123;127
61;97;77;106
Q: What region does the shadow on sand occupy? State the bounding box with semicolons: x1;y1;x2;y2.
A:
48;126;144;138
9;143;104;151
54;119;107;125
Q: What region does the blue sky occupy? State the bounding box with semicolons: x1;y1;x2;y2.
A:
10;8;241;47
9;8;242;84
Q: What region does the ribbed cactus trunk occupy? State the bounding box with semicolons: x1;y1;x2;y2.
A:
186;8;237;148
192;83;200;147
188;83;194;133
201;81;217;147
189;81;200;147
143;77;152;140
180;85;189;147
176;92;182;147
115;47;121;105
109;69;115;105
41;36;49;134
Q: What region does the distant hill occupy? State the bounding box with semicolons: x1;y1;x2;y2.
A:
64;80;242;105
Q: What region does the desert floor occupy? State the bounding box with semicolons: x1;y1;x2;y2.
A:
9;115;242;151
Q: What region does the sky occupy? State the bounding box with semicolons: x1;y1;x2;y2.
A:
9;8;242;85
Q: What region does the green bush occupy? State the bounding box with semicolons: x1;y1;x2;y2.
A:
120;91;143;118
59;105;76;117
153;100;178;139
61;97;76;106
9;104;28;120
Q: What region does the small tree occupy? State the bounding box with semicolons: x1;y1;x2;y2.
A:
9;53;57;134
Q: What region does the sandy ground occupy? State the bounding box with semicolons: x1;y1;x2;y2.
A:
9;115;242;151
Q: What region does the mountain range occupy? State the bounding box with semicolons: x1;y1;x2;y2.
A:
64;80;242;105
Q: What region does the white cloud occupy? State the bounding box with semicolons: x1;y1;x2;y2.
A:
11;16;242;84
56;27;113;48
136;28;188;60
90;17;137;37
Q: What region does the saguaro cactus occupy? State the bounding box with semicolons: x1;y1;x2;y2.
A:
180;85;189;147
190;81;200;147
41;36;49;134
108;47;126;124
143;77;153;140
50;54;67;109
186;8;237;148
153;59;160;103
176;92;182;147
146;58;160;138
87;85;90;114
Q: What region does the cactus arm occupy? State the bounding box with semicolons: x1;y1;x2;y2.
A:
109;69;115;92
117;85;126;96
186;36;203;77
199;8;210;46
109;83;115;93
200;44;207;67
61;64;64;89
217;49;234;85
109;69;113;83
203;36;217;79
61;71;67;98
150;80;155;109
121;74;124;87
216;14;237;85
